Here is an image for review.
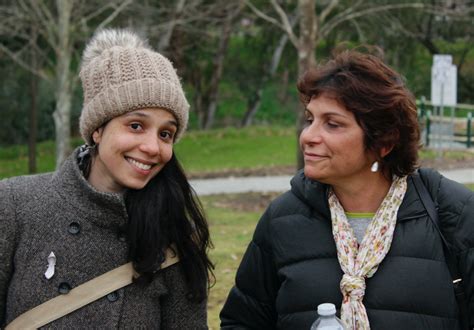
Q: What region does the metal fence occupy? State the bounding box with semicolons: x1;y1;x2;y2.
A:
417;98;473;149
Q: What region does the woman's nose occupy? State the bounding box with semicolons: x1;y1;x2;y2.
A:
300;122;322;146
139;134;160;155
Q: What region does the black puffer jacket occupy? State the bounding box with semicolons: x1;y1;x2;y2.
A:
221;168;474;329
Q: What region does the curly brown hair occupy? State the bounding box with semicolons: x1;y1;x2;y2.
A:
297;47;420;177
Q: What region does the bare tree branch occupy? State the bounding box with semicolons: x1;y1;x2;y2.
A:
320;3;438;39
81;3;114;24
319;0;339;24
269;31;289;75
245;0;282;28
157;0;186;52
96;0;133;31
269;0;299;47
0;43;49;80
349;18;366;43
27;0;58;51
245;0;300;48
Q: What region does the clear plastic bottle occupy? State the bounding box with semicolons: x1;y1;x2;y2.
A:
310;303;345;330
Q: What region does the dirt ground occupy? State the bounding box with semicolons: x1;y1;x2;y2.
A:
206;191;281;213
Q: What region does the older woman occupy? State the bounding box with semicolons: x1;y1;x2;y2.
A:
220;49;473;329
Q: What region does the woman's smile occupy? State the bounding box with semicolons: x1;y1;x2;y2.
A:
125;156;157;172
303;152;329;162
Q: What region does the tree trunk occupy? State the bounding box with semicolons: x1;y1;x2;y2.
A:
203;3;242;129
296;0;317;169
195;89;205;129
297;0;317;77
157;0;186;53
28;28;38;174
278;68;289;104
241;32;289;127
203;17;232;129
241;90;263;127
53;0;73;168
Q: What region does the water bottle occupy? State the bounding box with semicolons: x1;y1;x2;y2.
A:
310;303;345;330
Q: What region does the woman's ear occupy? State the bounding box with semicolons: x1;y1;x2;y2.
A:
92;127;104;145
380;129;399;158
380;145;394;158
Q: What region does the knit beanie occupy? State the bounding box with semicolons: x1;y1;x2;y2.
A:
79;29;189;145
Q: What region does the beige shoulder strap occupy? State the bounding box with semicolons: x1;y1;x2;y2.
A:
6;248;179;330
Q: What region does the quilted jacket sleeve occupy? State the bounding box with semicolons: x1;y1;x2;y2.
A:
0;179;18;326
220;206;279;330
432;172;474;328
451;187;474;328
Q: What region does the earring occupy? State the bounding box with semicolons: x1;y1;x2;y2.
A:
370;161;379;173
77;144;96;171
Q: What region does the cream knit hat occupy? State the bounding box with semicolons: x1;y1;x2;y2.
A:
79;29;189;145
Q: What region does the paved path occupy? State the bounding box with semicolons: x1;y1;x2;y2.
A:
190;168;474;196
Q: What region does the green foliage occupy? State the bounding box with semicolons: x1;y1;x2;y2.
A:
255;83;298;125
206;81;299;128
0;63;54;146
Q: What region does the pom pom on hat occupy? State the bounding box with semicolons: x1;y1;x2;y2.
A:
79;28;189;145
81;29;150;70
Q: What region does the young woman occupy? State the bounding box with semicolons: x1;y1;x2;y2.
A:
220;49;474;329
1;29;213;328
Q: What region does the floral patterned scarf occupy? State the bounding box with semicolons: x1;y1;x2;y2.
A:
328;176;407;330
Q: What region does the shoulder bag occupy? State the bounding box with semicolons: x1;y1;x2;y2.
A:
411;173;470;330
6;247;179;329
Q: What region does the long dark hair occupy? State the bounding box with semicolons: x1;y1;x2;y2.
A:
124;153;214;302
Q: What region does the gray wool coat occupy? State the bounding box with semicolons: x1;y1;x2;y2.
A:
0;149;208;329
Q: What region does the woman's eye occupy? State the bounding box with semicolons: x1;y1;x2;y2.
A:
327;122;339;129
304;117;313;125
130;123;142;130
160;130;174;140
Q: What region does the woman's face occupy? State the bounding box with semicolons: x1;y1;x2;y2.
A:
89;108;177;193
300;95;375;186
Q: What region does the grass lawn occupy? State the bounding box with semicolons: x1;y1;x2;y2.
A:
418;149;474;162
201;193;272;329
0;126;297;179
2;125;474;180
0;140;63;179
175;126;296;176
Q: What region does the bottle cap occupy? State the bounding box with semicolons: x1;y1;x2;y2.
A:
317;303;336;316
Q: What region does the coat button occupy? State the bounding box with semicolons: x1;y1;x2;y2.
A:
68;222;81;235
58;282;72;294
117;231;127;242
107;291;120;302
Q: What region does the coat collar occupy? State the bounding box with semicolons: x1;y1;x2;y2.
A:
290;170;428;222
51;148;128;229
